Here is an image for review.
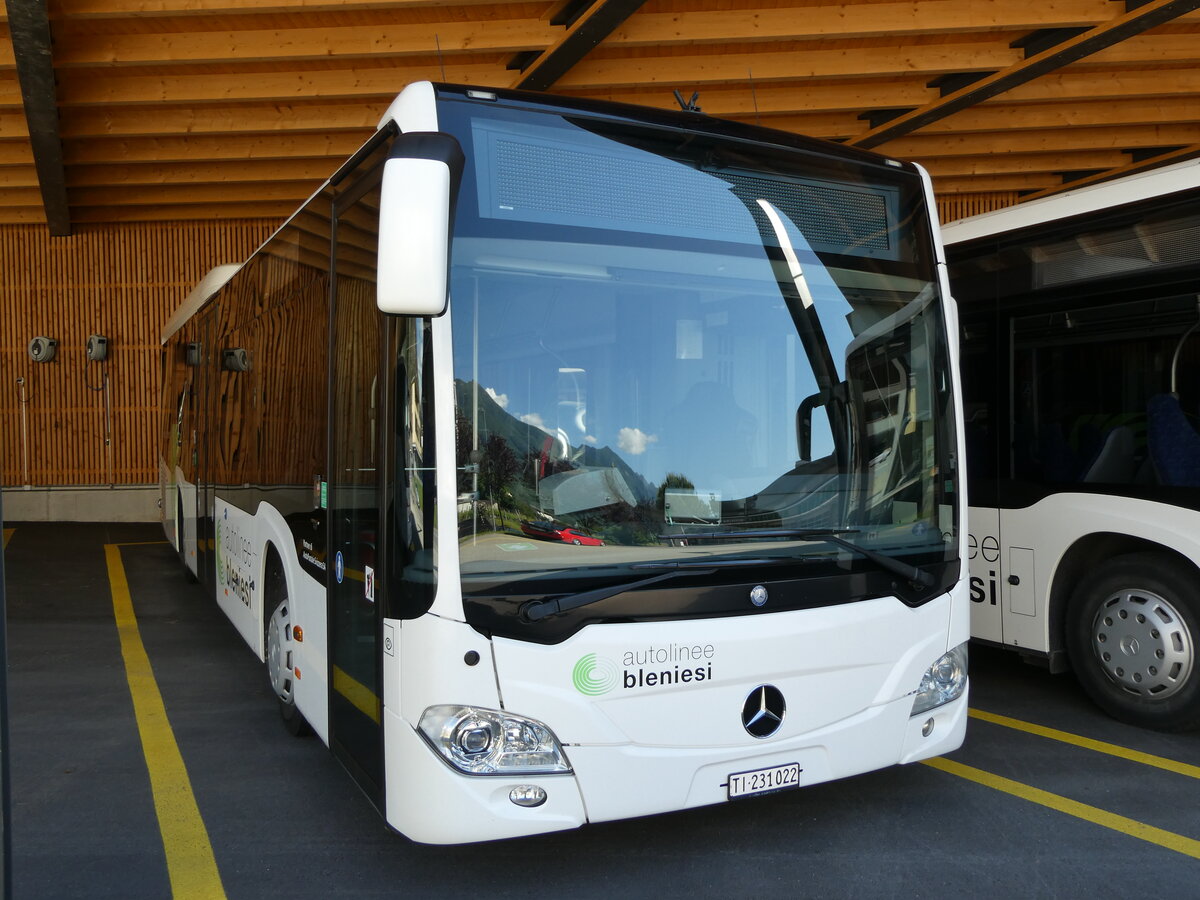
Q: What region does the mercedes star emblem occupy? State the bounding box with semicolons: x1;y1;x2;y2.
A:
742;684;786;738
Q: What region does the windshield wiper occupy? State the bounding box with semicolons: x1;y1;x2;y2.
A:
657;528;935;589
519;565;721;623
519;529;934;623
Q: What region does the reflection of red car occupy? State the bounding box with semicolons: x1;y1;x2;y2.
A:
520;521;604;546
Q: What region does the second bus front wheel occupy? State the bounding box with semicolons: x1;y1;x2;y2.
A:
1066;552;1200;732
265;555;312;737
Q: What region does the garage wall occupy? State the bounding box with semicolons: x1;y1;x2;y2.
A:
0;189;1005;520
0;220;273;505
937;192;1019;226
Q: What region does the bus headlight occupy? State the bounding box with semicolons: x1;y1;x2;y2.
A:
911;643;968;716
418;705;572;775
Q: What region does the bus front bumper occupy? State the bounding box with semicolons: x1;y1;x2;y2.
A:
382;687;966;844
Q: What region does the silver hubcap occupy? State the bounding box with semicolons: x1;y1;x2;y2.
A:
1092;588;1193;699
267;601;294;703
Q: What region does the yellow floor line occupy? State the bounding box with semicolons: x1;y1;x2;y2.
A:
333;665;381;724
924;756;1200;859
105;543;227;900
970;708;1200;780
3;528;13;549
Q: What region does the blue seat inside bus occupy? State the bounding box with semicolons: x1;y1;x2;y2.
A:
1147;393;1200;487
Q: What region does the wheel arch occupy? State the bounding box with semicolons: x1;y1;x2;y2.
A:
1050;531;1200;663
261;540;286;636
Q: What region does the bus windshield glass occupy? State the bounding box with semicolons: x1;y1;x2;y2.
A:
442;99;958;621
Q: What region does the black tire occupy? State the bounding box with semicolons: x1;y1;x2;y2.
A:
264;552;312;737
1066;552;1200;731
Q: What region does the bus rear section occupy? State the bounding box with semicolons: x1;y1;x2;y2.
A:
161;82;970;844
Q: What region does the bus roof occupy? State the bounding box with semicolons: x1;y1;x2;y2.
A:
940;157;1200;247
161;263;241;345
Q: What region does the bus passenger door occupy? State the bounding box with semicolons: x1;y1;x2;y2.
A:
327;166;386;807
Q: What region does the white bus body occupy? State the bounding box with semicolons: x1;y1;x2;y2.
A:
161;82;969;843
944;159;1200;730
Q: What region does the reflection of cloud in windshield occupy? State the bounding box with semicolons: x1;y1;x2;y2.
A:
485;387;509;409
618;426;658;455
520;412;549;430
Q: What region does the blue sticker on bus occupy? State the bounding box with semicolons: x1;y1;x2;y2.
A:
335;550;344;584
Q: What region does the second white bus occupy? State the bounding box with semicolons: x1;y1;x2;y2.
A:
945;159;1200;731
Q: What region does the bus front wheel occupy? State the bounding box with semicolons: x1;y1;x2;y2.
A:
1067;553;1200;731
265;554;312;737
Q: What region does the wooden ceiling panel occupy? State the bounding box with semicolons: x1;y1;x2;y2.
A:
609;0;1125;46
50;16;561;66
0;0;1194;229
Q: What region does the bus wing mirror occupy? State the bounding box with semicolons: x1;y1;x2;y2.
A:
797;391;826;462
377;132;465;317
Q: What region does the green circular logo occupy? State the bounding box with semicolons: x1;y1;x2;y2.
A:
572;653;619;696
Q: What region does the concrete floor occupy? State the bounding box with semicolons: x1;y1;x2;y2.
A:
5;522;1198;899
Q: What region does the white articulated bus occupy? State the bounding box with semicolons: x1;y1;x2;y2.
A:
944;158;1200;731
160;82;969;844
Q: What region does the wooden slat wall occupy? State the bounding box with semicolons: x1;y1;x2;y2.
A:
938;192;1019;225
1;191;1013;489
0;220;274;487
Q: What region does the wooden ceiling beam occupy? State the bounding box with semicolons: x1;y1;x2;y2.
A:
59;101;384;139
931;173;1064;192
609;0;1124;47
741;95;1200;140
849;0;1200;149
54;62;505;106
886;121;1200;157
58;102;384;139
68;157;336;186
69;181;316;206
66;202;297;224
920;149;1132;177
0;186;51;206
555;41;1021;89
51;19;559;66
563;81;934;116
55;0;511;16
0;207;50;224
0;164;39;187
514;0;651;91
5;0;71;235
1003;66;1200;102
0;141;35;165
62;132;365;165
1019;143;1200;200
926;95;1200;134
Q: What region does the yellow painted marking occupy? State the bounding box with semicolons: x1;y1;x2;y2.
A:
970;708;1200;780
105;543;227;899
3;528;14;549
333;665;381;724
924;756;1200;859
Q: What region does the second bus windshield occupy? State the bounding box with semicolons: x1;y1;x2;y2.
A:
444;100;956;593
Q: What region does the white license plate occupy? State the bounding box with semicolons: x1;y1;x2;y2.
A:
727;762;801;800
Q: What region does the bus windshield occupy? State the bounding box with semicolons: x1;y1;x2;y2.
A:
443;101;957;625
